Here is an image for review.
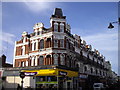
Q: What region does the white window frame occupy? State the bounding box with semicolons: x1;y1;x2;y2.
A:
60;54;65;65
60;23;64;32
40;39;44;49
54;54;58;65
54;23;58;32
54;39;58;48
60;39;64;48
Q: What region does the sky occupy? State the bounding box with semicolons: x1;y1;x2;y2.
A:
1;2;119;74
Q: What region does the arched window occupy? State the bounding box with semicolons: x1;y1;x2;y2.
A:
54;23;58;32
91;68;93;73
84;66;87;72
40;39;44;49
96;69;98;75
39;56;44;65
60;54;65;65
100;70;102;75
60;23;64;32
54;39;58;48
54;54;58;65
46;55;51;65
46;38;51;48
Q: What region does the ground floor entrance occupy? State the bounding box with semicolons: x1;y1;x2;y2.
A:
35;76;74;89
22;68;78;89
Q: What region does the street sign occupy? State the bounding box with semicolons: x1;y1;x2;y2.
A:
59;71;67;76
24;72;37;76
20;72;25;79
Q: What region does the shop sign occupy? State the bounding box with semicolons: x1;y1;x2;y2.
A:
24;72;37;76
59;71;67;76
79;74;88;79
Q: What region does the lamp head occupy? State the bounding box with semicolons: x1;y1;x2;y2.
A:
108;23;114;29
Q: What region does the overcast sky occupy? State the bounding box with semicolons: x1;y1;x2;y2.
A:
1;2;119;74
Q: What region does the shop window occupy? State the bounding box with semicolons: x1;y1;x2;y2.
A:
54;23;58;32
40;39;44;49
47;76;57;81
39;56;44;65
54;54;58;65
60;54;65;65
38;76;46;82
54;39;58;48
60;39;64;48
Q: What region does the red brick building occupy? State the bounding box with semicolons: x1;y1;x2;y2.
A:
13;8;79;69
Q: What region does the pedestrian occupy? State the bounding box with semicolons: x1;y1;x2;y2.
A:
17;84;21;90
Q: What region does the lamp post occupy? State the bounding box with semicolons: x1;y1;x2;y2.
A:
108;18;120;29
20;72;25;90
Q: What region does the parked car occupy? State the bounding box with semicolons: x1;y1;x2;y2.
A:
93;83;105;90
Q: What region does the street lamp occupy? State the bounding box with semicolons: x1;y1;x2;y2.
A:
108;18;120;29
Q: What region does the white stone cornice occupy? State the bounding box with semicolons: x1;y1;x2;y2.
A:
30;32;53;41
15;55;29;59
16;42;29;47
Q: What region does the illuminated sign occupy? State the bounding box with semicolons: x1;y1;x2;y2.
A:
24;72;37;76
59;71;67;76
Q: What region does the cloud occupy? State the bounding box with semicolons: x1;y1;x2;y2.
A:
82;30;118;51
0;32;15;45
82;30;118;74
23;1;56;14
0;32;15;55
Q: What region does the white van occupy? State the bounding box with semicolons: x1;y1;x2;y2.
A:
93;83;105;90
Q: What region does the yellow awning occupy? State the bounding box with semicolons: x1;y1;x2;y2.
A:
21;68;78;77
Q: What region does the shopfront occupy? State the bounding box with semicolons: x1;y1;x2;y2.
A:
21;68;78;89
